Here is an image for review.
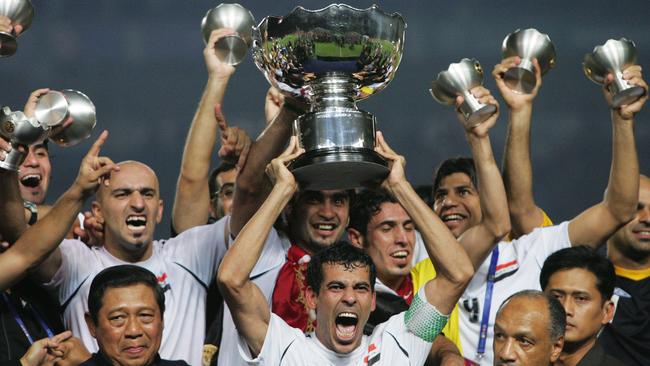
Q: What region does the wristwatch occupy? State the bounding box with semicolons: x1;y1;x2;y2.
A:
23;200;38;225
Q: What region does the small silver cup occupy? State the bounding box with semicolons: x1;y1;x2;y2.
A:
430;58;497;127
583;38;646;108
34;90;97;147
201;3;255;65
0;0;34;57
501;28;556;94
0;107;48;171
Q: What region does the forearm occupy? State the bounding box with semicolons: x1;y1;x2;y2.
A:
0;170;27;243
502;105;543;235
427;335;463;366
605;114;638;222
172;77;230;232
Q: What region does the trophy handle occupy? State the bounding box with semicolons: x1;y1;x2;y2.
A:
0;31;18;57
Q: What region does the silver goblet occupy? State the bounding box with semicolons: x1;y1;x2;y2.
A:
501;28;556;94
583;38;645;108
0;107;48;171
253;4;406;190
34;90;97;147
0;0;34;57
201;3;255;65
430;58;497;127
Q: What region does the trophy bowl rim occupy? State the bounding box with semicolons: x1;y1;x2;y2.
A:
431;58;483;104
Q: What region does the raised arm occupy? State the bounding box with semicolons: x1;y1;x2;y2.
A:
0;131;118;289
568;65;646;246
217;137;302;356
229;94;305;236
375;132;474;315
452;88;511;268
496;57;546;237
171;29;238;234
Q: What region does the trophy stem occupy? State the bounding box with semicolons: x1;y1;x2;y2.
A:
0;32;18;57
0;149;27;171
309;73;358;111
610;71;645;108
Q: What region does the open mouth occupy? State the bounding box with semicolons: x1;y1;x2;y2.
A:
335;312;358;343
441;213;466;223
390;250;409;262
313;223;337;235
126;215;147;233
633;228;650;241
20;174;42;188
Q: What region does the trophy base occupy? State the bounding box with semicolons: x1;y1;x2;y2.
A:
503;66;536;94
215;35;248;66
0;32;17;57
465;104;497;127
611;85;645;108
290;148;388;190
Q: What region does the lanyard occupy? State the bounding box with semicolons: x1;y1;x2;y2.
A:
2;292;54;344
476;246;499;359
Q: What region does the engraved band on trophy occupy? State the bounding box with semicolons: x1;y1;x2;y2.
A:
430;58;497;128
583;38;646;108
201;3;255;66
253;4;406;190
0;90;96;171
501;28;556;94
0;0;34;57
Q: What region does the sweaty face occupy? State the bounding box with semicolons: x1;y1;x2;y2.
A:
93;162;163;261
290;190;350;254
545;268;612;345
88;284;162;366
610;177;650;258
433;173;482;238
494;297;563;366
362;202;415;289
18;144;51;204
309;263;375;354
211;168;237;219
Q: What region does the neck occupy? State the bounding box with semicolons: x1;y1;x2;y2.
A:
555;337;596;366
606;241;650;270
104;239;153;263
379;274;405;293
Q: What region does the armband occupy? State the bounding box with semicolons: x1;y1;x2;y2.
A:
404;288;449;342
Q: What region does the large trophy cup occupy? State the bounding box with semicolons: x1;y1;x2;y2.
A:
0;0;34;57
430;58;496;127
253;4;406;189
583;38;646;108
501;28;556;94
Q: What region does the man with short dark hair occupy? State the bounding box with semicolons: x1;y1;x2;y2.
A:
493;290;566;366
540;246;624;365
208;162;237;221
81;265;188;366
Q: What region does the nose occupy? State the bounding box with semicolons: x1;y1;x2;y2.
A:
639;205;650;224
129;192;145;211
497;338;517;364
124;317;143;339
21;149;39;168
318;199;336;220
341;287;357;306
560;297;575;318
394;225;409;245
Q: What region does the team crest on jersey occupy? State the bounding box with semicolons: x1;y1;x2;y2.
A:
157;272;171;293
364;343;380;365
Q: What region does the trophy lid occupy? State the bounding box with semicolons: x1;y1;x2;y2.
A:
253;4;406;101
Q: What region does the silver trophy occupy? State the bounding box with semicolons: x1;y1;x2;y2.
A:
0;0;34;57
501;28;556;94
253;4;405;189
430;58;497;127
583;38;645;108
0;107;48;170
201;3;255;66
34;90;97;147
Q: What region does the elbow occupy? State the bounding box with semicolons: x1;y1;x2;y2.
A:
449;262;475;290
488;218;512;241
605;198;637;225
216;265;245;298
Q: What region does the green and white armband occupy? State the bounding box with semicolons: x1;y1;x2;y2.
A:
404;287;449;342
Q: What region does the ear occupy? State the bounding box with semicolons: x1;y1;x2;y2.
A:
156;199;164;224
305;286;318;311
91;201;104;223
549;335;564;363
347;228;364;249
602;300;615;325
85;312;97;339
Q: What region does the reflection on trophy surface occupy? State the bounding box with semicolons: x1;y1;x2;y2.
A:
0;107;48;171
501;28;556;94
0;0;34;57
34;90;97;147
253;4;406;190
430;58;497;128
201;3;255;66
583;38;646;108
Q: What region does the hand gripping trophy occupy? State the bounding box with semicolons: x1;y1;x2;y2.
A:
0;90;97;171
0;0;34;57
253;4;406;189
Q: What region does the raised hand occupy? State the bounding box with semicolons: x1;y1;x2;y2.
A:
72;211;104;247
455;86;500;138
0;15;23;36
215;104;252;170
20;331;72;366
264;87;285;124
604;65;648;120
72;131;119;198
264;136;303;190
374;131;407;192
204;28;236;80
493;57;542;110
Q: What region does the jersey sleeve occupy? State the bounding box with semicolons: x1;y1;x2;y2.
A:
510;221;571;268
43;239;94;304
237;313;302;364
